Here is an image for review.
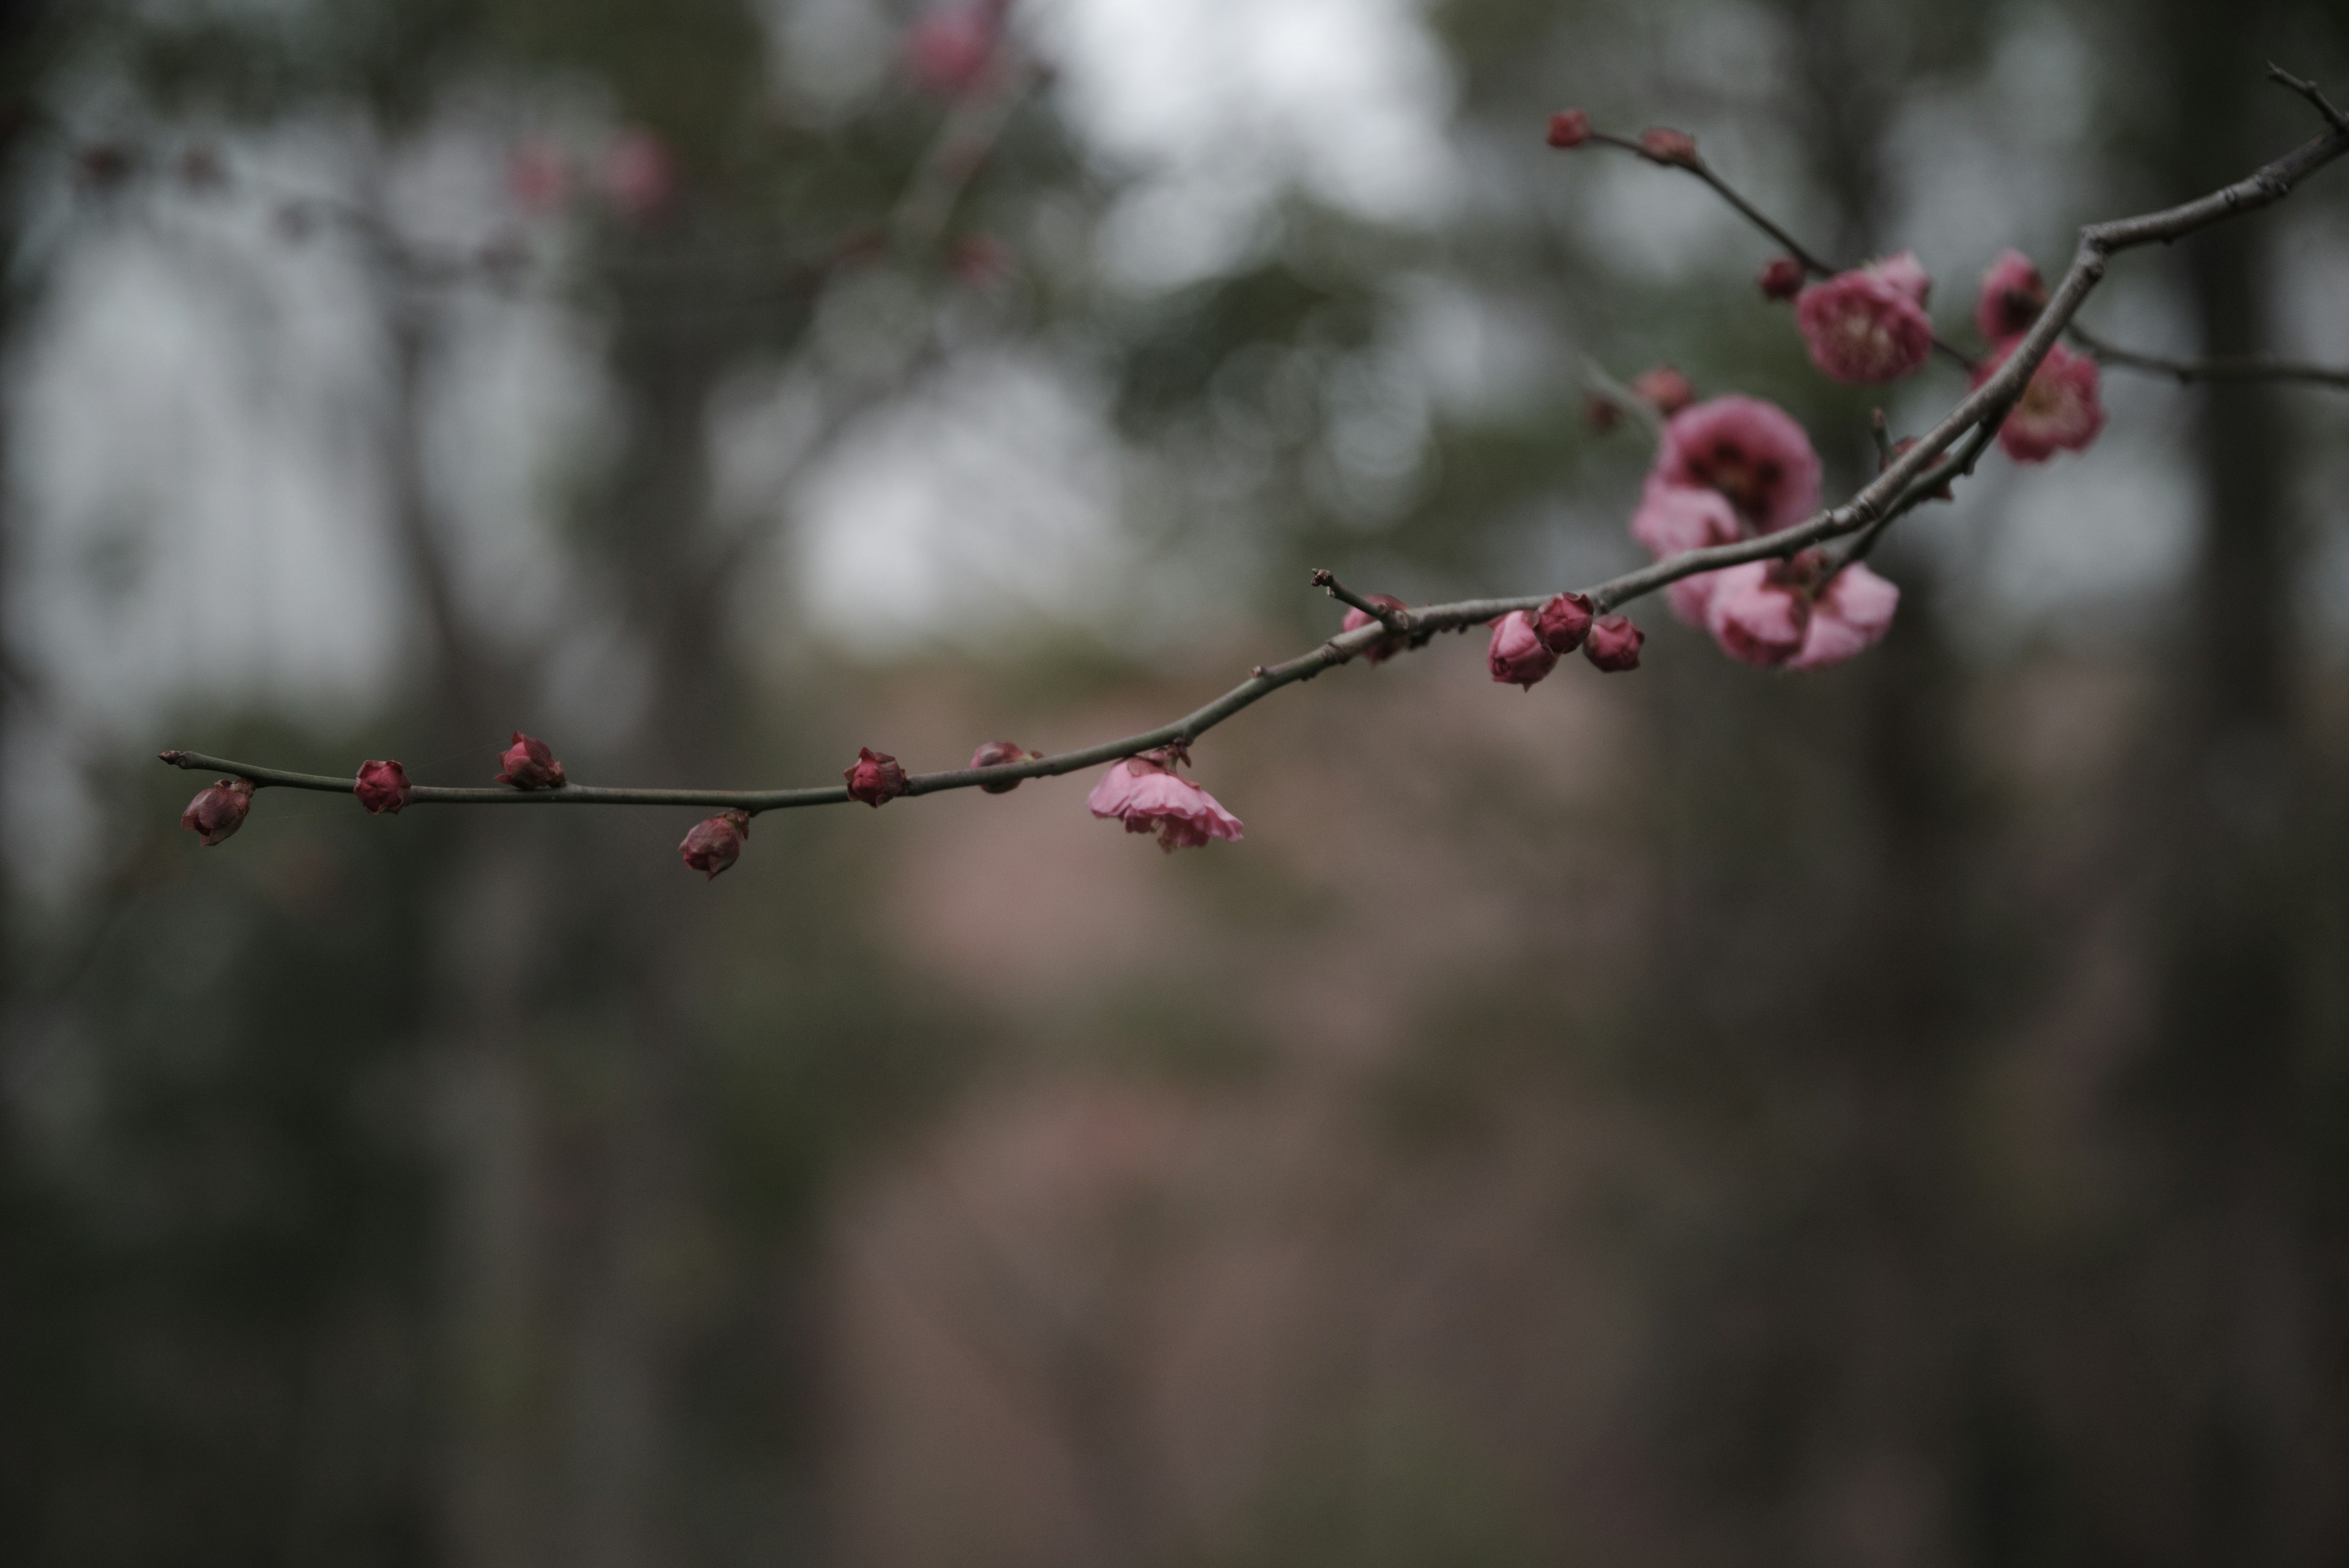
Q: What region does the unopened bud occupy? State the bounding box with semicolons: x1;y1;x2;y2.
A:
1757;256;1805;302
971;740;1041;792
182;778;254;846
1546;110;1592;149
1487;611;1560;689
679;809;751;880
1637;127;1698;166
1341;593;1412;666
845;747;910;806
1630;365;1695;417
1535;592;1594;653
355;759;412;815
1582;614;1645;672
494;731;566;790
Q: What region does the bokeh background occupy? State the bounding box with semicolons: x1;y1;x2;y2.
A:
5;0;2349;1563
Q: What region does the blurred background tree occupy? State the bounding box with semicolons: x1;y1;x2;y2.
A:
2;1;2347;1565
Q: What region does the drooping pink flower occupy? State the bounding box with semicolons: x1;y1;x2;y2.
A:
601;128;675;222
1629;478;1743;622
844;747;910;806
355;759;412;815
1535;592;1594;654
904;2;1003;97
1653;396;1824;535
507;141;570;215
1546;110;1591;149
1638;127;1698;166
1758;256;1807;302
1795;260;1935;384
1341;593;1412;666
1975;248;2047;344
680;810;750;880
1974;339;2104;463
1085;757;1243;853
1704;559;1813;668
182;778;254;846
1788;563;1900;670
970;740;1041;793
1487;611;1559;689
495;732;565;790
1630;365;1695;417
1581;615;1644;672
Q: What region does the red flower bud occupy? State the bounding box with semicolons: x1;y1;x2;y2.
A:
1341;593;1412;666
679;809;751;880
1535;592;1594;654
1487;611;1559;689
1583;393;1622;433
845;747;910;806
1758;256;1806;302
1630;365;1695;417
971;740;1041;792
1582;614;1645;672
494;731;565;790
1546;110;1591;149
181;778;254;846
1638;127;1698;166
354;759;412;815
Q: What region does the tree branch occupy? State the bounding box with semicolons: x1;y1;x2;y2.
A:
160;94;2349;822
2066;322;2349;390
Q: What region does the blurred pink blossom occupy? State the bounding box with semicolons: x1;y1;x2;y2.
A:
1789;563;1900;670
601;128;676;222
1796;256;1935;384
1703;560;1811;668
507;140;570;215
1975;339;2105;462
1653;395;1822;534
1976;248;2047;343
905;2;1005;97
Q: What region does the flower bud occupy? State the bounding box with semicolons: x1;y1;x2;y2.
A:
971;740;1041;792
1582;614;1645;672
1487;611;1559;689
1638;127;1698;166
679;809;751;880
1583;393;1622;433
1341;593;1412;666
1630;365;1695;416
845;746;910;806
182;778;254;846
1546;110;1591;149
495;732;566;790
1535;592;1594;654
355;759;412;815
1757;256;1806;302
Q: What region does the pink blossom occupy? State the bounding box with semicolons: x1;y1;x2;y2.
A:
1867;250;1932;307
680;810;750;880
1341;593;1412;666
507;141;570;215
1085;757;1243;853
601;128;675;222
1757;256;1806;302
970;740;1041;793
1788;563;1900;670
182;778;254;845
1974;339;2105;463
1630;478;1742;623
905;3;1003;97
1581;615;1644;672
1796;263;1935;384
495;732;565;790
1630;365;1695;416
1653;396;1823;535
1975;248;2047;343
1703;560;1812;668
1535;592;1594;654
1546;110;1591;149
355;759;411;815
1486;611;1559;689
844;747;909;806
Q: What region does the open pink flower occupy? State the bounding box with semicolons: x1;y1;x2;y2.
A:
1086;757;1243;853
1795;258;1935;384
1974;339;2104;463
1975;248;2047;344
1788;563;1900;670
1486;611;1559;689
680;811;751;880
355;759;411;815
1653;396;1823;535
1704;560;1812;667
182;777;254;846
1630;478;1743;624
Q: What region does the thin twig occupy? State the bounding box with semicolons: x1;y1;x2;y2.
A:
2269;62;2349;133
2067;322;2349;390
1579;357;1664;437
1308;569;1409;634
163;90;2349;822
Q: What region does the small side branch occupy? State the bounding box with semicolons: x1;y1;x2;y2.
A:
2069;322;2349;390
1309;568;1409;634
